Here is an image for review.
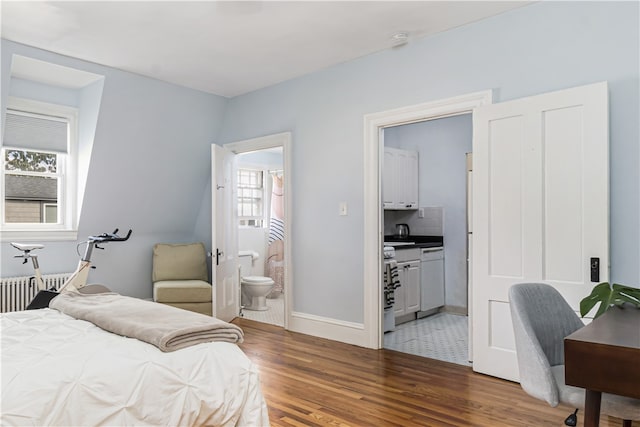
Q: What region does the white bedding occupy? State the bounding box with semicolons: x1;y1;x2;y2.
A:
1;309;269;426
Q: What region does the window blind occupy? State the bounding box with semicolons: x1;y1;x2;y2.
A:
3;110;68;153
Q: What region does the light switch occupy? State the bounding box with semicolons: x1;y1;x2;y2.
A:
339;202;348;216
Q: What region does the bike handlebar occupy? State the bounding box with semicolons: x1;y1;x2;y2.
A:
88;229;132;243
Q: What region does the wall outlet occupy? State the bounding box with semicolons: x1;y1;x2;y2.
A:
418;208;424;218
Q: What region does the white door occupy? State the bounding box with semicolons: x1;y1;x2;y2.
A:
212;144;239;322
393;263;407;317
472;82;609;381
404;261;421;313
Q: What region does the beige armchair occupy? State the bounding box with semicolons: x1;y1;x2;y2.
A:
152;242;212;316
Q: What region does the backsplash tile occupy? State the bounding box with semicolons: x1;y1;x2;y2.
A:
384;206;443;236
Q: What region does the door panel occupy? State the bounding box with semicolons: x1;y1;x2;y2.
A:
472;82;609;381
544;106;584;283
488;115;525;278
212;144;239;322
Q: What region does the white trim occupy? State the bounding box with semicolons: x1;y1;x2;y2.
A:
224;132;290;153
42;202;58;223
363;90;493;349
289;312;368;347
0;229;78;242
223;132;292;330
6;96;78;122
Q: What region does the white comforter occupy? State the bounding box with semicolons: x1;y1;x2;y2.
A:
1;309;269;426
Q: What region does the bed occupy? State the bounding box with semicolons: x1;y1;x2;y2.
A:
1;308;269;426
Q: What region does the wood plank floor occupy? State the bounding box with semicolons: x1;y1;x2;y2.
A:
234;318;630;427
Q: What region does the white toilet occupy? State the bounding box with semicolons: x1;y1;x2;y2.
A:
238;250;275;311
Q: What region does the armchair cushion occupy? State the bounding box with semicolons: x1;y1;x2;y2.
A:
154;280;212;303
152;243;208;282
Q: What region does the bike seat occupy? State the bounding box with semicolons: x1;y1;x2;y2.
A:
10;242;45;251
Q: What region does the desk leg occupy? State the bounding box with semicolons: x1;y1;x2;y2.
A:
584;389;602;427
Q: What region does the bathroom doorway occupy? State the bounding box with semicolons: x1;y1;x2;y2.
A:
223;133;291;329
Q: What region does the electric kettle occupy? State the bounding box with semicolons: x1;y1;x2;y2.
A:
395;223;410;238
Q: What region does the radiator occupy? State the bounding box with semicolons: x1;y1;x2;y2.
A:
0;273;72;313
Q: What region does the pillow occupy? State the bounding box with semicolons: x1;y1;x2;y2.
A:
152;242;208;282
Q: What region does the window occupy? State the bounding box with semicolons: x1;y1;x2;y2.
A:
237;168;264;227
4;149;61;223
1;97;78;237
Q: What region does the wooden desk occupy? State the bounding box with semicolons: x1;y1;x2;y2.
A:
564;307;640;427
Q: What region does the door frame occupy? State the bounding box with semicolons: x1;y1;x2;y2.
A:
362;91;493;348
224;132;292;329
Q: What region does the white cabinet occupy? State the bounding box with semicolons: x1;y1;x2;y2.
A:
382;149;396;208
393;248;421;319
383;147;418;210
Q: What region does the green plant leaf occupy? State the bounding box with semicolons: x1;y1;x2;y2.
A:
580;282;640;318
611;284;640;307
580;282;611;317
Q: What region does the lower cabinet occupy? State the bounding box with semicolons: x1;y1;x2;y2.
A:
393;259;421;318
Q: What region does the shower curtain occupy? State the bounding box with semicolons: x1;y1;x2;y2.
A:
266;172;284;296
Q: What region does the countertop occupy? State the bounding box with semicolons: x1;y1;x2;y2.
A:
383;235;443;250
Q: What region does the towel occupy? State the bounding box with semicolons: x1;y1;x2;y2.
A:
384;260;400;289
383;261;401;309
50;291;244;352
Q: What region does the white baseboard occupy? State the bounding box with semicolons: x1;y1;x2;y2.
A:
289;311;369;347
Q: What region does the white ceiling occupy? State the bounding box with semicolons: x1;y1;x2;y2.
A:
1;1;530;98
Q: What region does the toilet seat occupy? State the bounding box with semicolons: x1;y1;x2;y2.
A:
242;276;274;285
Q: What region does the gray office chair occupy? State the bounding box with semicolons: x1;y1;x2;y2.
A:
509;283;639;427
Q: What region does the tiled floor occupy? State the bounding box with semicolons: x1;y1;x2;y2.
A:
240;293;284;327
384;312;471;366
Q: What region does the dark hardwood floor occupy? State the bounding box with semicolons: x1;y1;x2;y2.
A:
234;318;629;427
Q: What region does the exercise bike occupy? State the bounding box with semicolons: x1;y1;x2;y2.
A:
11;228;132;310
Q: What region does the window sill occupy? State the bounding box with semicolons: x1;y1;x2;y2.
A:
0;229;78;242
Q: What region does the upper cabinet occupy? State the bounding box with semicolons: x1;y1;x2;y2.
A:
383;147;418;210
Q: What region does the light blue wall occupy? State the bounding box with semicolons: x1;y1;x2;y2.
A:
384;114;472;309
1;40;227;299
213;1;639;323
77;79;106;212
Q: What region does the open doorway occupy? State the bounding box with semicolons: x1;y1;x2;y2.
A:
223;132;292;330
236;147;284;326
381;114;472;366
361;90;492;354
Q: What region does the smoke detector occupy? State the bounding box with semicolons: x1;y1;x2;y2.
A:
390;31;410;46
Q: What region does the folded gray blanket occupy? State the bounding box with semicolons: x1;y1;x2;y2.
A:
50;291;243;351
